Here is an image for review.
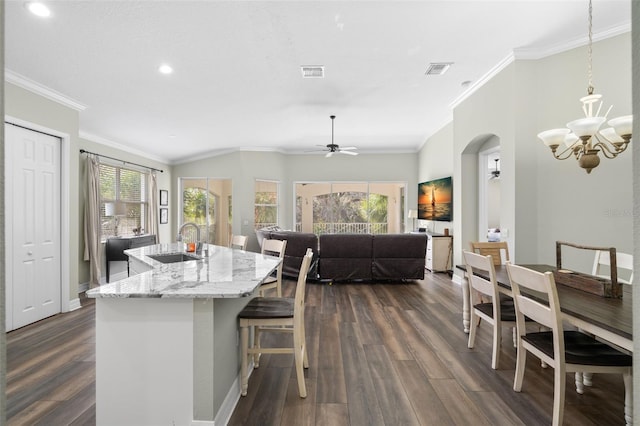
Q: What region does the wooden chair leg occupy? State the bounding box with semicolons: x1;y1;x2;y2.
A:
491;319;500;370
467;311;477;349
575;372;585;394
293;325;307;398
552;366;566;426
240;324;249;396
623;371;633;426
513;345;527;392
253;325;261;367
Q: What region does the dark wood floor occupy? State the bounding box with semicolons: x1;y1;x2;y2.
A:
6;273;626;425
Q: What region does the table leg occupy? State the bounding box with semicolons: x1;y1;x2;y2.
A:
461;274;470;333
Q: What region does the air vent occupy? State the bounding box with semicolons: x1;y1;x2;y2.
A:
301;66;325;78
425;62;453;76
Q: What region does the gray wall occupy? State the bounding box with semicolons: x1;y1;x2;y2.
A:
173;150;418;252
420;33;632;275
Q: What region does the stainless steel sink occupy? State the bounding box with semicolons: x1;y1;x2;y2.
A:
147;253;202;263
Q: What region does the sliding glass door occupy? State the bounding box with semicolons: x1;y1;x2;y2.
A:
180;178;232;246
295;181;405;235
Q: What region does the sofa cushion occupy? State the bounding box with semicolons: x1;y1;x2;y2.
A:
318;234;373;281
268;231;318;279
372;234;427;280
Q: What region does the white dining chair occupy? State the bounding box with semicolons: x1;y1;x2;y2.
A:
229;234;248;250
464;250;517;369
592;250;633;284
258;239;287;297
507;262;632;426
239;248;313;398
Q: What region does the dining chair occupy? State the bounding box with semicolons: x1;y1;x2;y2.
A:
463;250;517;369
239;248;313;398
592;250;633;284
506;262;632;426
469;241;510;265
259;239;287;297
229;234;248;250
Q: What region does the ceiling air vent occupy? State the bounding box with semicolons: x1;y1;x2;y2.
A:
301;66;325;78
425;62;453;76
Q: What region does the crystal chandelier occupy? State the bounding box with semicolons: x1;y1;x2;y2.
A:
537;0;632;174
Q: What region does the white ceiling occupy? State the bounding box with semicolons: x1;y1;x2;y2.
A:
5;0;631;164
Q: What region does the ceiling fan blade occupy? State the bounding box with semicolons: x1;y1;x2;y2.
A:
340;150;358;156
325;151;333;158
340;146;358;151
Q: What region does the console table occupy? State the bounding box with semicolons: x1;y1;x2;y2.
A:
105;234;156;282
425;232;452;273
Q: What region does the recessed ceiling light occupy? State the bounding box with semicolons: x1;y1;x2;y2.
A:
158;64;173;75
26;2;51;17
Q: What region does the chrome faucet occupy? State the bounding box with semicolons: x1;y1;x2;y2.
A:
177;222;203;254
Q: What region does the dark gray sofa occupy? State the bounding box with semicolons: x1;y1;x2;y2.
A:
256;229;427;282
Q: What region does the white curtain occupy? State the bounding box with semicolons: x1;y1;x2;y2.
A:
83;155;102;286
147;173;159;241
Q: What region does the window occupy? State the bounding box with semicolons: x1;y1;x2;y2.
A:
295;182;405;234
255;180;279;230
100;163;148;239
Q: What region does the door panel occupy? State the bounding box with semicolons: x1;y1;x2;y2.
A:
6;124;61;330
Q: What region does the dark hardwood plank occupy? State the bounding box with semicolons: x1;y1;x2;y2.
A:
6;272;628;425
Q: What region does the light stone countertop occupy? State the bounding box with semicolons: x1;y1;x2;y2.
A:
86;243;281;299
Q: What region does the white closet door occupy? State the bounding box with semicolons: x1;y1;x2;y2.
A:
6;124;61;331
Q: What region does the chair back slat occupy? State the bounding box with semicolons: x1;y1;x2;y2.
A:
229;234;248;250
469;241;510;265
463;250;500;306
506;263;564;358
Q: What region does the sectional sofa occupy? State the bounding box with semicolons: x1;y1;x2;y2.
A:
256;229;427;282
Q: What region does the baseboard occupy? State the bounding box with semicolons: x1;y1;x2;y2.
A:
68;297;82;311
191;421;215;426
78;281;90;293
451;273;463;286
213;362;254;426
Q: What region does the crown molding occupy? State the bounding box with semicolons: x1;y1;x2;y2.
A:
79;131;171;165
514;23;630;60
5;69;87;111
448;23;630;110
449;52;516;110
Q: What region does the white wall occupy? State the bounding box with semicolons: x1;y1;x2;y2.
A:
174;151;418;251
421;33;632;275
417;122;454;234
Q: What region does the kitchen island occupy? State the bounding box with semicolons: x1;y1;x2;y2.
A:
86;243;281;426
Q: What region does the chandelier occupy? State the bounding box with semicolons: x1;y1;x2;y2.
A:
537;0;632;174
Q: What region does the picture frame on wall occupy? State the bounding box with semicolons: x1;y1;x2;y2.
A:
160;189;168;206
160;208;168;224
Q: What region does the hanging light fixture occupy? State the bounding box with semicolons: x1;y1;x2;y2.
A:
537;0;632;174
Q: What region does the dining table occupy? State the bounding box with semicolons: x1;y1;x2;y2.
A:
457;263;633;425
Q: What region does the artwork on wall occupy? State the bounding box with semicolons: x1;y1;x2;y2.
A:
418;176;453;222
160;208;168;224
160;189;168;206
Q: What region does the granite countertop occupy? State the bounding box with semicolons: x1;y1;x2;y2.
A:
86;243;281;299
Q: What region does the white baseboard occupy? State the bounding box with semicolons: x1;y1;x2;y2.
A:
68;297;82;311
212;362;255;426
451;273;463;286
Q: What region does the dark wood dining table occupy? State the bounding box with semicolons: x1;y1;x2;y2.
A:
457;263;632;352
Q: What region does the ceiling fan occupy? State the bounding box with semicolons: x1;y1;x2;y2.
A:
315;115;358;158
489;158;500;179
